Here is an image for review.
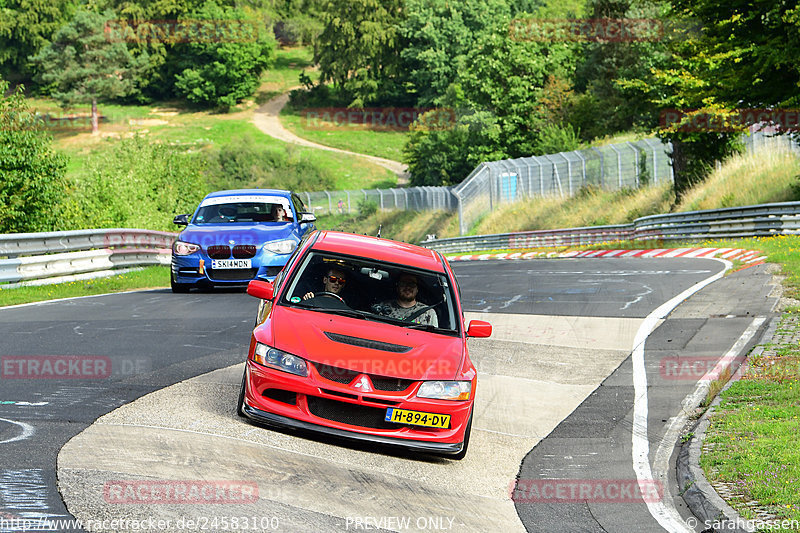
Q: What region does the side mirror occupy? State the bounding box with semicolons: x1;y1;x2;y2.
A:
173;214;189;226
300;212;316;223
247;280;274;300
466;320;492;338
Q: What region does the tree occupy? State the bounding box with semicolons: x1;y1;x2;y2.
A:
30;10;147;134
168;1;276;109
314;0;405;106
0;0;75;81
458;27;580;158
615;3;743;200
404;109;505;186
0;80;68;233
398;0;513;106
671;0;800;110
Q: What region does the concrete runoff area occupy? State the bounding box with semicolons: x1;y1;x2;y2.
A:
58;312;642;532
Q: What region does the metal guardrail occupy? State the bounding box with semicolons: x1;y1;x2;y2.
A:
0;229;175;285
421;202;800;253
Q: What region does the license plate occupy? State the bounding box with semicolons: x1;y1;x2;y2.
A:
211;259;251;269
385;408;450;429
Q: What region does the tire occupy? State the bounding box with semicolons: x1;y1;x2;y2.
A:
451;411;473;461
236;366;247;417
171;273;190;293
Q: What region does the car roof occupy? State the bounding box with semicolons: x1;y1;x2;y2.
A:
203;189;292;200
311;231;446;272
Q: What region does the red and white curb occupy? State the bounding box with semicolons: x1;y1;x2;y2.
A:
447;248;767;265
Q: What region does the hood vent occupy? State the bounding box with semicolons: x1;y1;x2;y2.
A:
324;332;412;353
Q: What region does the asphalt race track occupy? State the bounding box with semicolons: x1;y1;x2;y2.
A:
0;257;778;532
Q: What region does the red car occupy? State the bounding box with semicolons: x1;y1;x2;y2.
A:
237;230;491;459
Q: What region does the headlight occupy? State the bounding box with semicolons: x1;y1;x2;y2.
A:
416;381;471;401
252;342;308;377
263;239;297;254
173;240;200;255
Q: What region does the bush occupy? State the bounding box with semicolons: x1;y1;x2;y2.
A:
357;198;378;218
170;2;277;109
204;135;336;191
0;82;68;233
63;136;207;231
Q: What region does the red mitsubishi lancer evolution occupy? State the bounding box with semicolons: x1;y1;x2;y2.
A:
237;230;491;459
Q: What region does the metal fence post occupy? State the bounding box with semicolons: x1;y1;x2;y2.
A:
591;147;605;188
609;144;623;189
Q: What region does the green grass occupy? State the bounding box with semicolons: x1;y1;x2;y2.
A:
280;101;410;162
0;266;169;307
699;317;800;524
257;45;319;100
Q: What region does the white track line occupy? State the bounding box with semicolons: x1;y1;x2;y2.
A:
630;258;730;532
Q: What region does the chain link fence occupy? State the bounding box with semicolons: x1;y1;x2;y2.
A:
299;132;798;235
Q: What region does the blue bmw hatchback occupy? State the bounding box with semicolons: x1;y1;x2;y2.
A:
170;189;316;292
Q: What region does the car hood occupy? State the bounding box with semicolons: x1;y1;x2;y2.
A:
178;224;295;247
267;306;464;381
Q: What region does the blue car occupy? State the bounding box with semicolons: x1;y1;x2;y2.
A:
170;189;316;292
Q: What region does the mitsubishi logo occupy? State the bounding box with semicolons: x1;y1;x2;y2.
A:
352;374;373;393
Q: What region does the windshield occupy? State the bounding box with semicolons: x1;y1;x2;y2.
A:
192;200;293;225
282;251;459;334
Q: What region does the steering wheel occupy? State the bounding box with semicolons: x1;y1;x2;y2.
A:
315;291;344;303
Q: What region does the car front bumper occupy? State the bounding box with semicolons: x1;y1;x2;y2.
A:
242;360;471;455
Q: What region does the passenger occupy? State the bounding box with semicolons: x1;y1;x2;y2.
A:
373;273;438;326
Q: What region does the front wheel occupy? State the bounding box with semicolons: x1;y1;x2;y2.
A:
451;411;473;461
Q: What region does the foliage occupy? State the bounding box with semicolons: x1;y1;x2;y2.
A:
0;0;76;81
30;10;146;104
0;81;68;233
169;1;277;109
62;136;207;231
671;0;800;110
570;0;672;140
29;9;148;130
398;0;513;107
356;198;378;218
403;108;505;186
203;134;337;191
314;0;405;106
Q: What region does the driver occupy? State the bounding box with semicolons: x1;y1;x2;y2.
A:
303;267;347;301
373;273;438;327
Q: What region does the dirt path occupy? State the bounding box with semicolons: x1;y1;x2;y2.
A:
252;92;409;184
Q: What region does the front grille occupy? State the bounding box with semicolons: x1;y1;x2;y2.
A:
263;389;297;405
207;245;230;259
372;377;414;392
207;268;258;281
306;396;395;429
315;364;360;384
314;363;415;392
233;245;256;258
266;266;283;277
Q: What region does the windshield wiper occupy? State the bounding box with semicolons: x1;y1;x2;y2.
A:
404;323;453;334
308;308;369;320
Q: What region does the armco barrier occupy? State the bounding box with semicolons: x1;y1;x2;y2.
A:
0;229;175;285
421;201;800;253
